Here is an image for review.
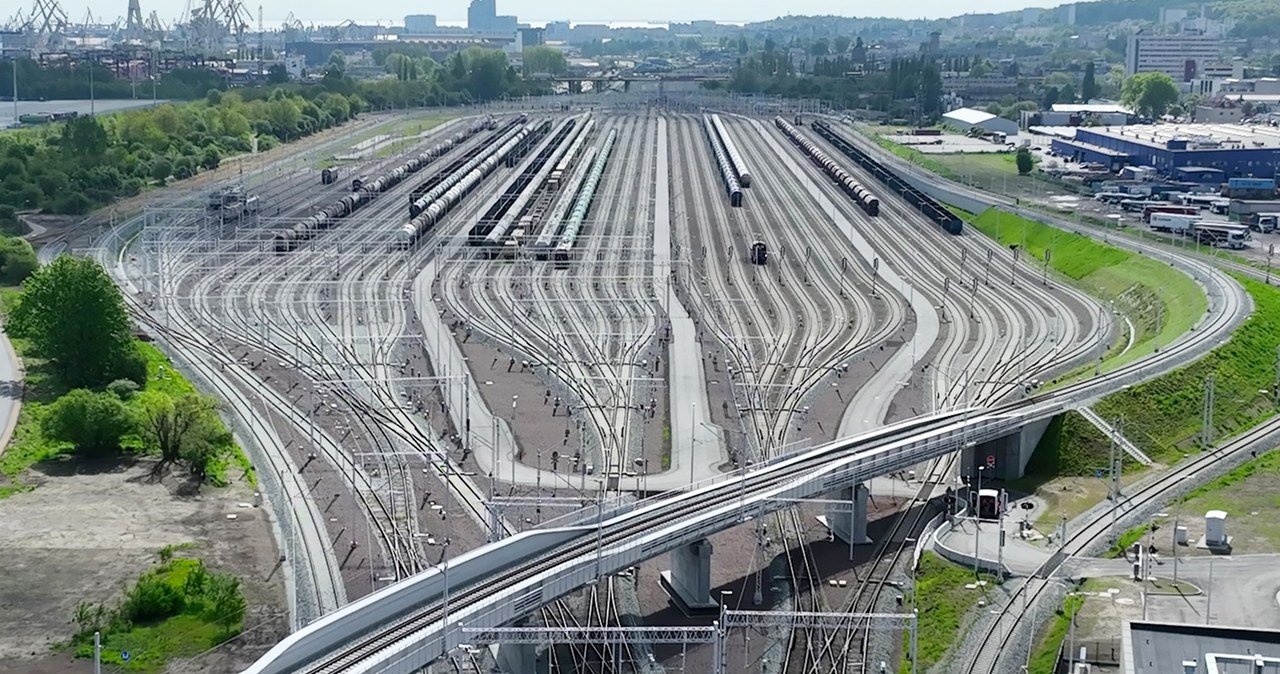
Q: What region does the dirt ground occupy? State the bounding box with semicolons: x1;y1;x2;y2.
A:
0;456;288;674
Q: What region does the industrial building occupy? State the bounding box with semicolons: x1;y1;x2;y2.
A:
1125;30;1226;82
1049;123;1280;178
941;107;1019;137
403;15;437;34
1125;621;1280;674
1020;103;1134;129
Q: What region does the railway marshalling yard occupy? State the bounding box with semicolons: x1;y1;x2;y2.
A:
10;100;1218;674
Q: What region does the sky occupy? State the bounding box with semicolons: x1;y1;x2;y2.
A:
66;0;1067;27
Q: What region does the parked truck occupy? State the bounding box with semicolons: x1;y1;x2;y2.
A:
1255;213;1280;233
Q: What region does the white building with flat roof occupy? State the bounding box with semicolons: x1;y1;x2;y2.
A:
942;107;1019;136
1125;31;1224;82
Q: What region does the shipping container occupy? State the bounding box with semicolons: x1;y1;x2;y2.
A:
1227;177;1276;191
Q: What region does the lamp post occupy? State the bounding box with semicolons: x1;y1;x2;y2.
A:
974;465;985;577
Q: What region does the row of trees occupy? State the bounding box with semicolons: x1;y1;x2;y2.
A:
0;85;364;216
9;257;234;482
727;53;944;121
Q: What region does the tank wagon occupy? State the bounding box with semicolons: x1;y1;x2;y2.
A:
478;117;585;252
409;116;527;219
709;114;752;188
271;116;494;253
810;120;962;235
774;117;880;216
554;129;618;265
398;119;542;248
533;145;597;259
471;118;564;246
702;115;743;208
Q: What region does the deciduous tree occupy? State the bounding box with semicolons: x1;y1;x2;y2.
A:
1016;146;1034;175
1121;72;1179;118
138;391;230;480
7;256;143;387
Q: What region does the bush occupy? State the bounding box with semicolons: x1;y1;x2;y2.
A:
107;378;140;400
40;388;136;456
121;572;185;623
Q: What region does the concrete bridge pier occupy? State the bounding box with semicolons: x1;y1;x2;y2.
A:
494;618;542;674
661;538;717;610
827;483;872;545
959;417;1053;482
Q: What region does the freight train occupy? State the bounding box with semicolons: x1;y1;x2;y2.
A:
471;118;562;247
398;118;542;248
271;117;493;253
810;120;962;235
409;115;526;219
702;115;743;208
774;117;880;216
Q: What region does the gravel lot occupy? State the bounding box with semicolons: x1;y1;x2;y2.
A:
0;456;288;673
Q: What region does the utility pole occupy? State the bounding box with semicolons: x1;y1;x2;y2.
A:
1042;248;1051;286
11;58;17;126
1273;344;1280;409
1201;374;1216;450
1267;244;1275;285
1109;416;1122;545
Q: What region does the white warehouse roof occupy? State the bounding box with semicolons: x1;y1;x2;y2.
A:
1051;103;1132;114
943;107;998;125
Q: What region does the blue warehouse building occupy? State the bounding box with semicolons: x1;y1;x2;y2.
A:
1050;123;1280;179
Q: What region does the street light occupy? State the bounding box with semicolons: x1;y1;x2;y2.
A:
974;465;985;577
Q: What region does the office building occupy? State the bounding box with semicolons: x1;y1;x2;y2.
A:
1125;30;1224;82
468;0;496;31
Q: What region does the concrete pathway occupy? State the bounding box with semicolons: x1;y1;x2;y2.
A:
935;516;1053;576
0;326;22;458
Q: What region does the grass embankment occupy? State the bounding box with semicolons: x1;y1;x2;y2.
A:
1093;274;1280;464
0;318;253;496
1021;275;1280;526
900;553;996;674
66;545;246;673
964;207;1205;373
1026;592;1085;674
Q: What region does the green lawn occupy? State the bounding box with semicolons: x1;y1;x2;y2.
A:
963;207;1206;374
1094;274;1280;464
901;553;996;674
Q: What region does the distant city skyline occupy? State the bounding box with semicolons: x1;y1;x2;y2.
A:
60;0;1067;28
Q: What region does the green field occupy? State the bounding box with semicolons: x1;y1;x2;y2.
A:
963;207;1206;374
